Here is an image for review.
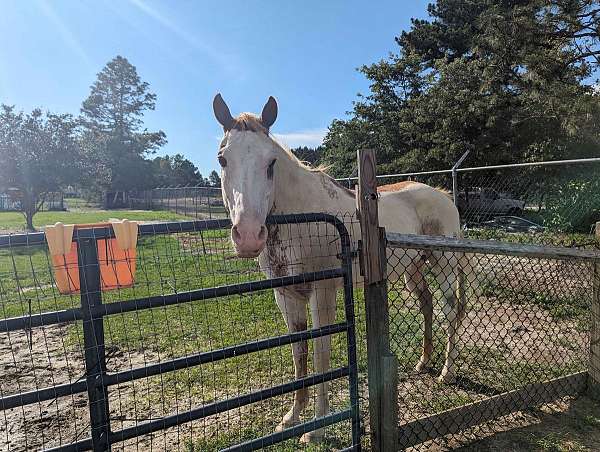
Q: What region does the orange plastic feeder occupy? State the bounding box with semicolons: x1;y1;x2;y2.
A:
46;221;139;295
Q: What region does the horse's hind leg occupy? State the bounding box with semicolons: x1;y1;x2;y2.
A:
274;288;309;431
405;261;434;372
434;253;461;384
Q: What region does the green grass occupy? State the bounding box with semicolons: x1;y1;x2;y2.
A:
1;214;593;449
0;209;189;232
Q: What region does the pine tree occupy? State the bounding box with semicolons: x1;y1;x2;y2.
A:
81;56;166;191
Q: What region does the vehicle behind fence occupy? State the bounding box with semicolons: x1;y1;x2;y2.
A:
128;186;226;219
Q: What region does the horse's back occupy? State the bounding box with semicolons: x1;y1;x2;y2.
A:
379;181;460;237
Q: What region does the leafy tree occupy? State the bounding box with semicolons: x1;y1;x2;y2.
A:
80;56;166;192
323;0;600;177
291;146;324;167
151;154;205;186
0;106;82;230
208;170;221;187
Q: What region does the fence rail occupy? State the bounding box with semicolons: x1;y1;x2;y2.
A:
339;157;600;241
0;214;360;451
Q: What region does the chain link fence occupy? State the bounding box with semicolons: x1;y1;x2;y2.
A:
128;186;226;219
338;158;600;248
385;233;596;450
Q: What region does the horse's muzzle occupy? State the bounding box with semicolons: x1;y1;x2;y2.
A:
231;222;267;258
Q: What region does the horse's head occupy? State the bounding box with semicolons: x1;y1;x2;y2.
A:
213;93;279;258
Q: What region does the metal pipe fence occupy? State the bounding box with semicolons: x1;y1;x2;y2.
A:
0;214;360;451
128;186;226;219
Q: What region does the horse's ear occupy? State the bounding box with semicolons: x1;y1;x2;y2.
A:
213;93;234;131
261;96;278;130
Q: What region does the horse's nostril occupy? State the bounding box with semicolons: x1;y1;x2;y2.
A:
258;226;267;241
231;225;241;241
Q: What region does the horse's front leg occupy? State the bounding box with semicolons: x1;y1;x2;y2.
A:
301;284;337;444
274;288;309;431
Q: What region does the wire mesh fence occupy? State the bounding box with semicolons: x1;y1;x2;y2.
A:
338;158;600;248
0;214;361;451
128;187;226;219
385;232;597;450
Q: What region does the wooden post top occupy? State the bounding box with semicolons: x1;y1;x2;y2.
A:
357;149;385;283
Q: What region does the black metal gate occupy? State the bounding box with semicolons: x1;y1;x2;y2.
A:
0;213;360;451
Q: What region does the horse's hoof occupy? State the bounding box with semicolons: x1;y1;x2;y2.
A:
275;419;298;432
437;372;456;384
300;430;324;444
414;360;430;373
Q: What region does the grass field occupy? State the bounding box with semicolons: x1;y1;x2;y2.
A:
0;207;189;232
0;209;596;450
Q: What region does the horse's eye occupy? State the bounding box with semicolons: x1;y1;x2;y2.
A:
218;156;227;168
267;159;276;179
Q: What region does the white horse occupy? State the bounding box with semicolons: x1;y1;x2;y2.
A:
212;94;466;443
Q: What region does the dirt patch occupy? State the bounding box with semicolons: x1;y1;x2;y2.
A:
411;396;600;451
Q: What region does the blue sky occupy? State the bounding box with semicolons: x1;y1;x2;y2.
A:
0;0;430;176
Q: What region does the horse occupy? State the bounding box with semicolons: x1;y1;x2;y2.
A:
212;94;466;443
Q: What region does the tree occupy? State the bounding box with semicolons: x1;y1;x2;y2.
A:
151;154;205;186
208;170;221;187
291;146;324;167
0;106;82;230
323;0;600;177
80;56;166;192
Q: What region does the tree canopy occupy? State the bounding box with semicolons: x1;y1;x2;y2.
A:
0;106;82;229
323;0;600;177
80;55;166;191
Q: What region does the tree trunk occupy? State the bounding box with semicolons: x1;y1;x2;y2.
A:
22;190;37;231
25;210;35;231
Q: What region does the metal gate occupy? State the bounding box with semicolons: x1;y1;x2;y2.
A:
0;213;360;451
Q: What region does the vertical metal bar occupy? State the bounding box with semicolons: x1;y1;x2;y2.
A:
206;189;212;219
451;150;470;207
337;219;361;450
78;237;111;451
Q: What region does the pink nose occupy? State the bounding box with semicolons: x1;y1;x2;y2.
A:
231;222;268;257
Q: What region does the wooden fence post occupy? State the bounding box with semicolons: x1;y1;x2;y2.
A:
357;149;399;451
591;223;600;399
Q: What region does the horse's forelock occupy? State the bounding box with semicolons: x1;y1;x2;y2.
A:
230;113;268;134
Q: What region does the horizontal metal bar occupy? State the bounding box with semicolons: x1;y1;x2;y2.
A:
336;168;453;181
455;157;600;173
105;322;349;386
96;268;345;318
0;212;346;249
44;438;92;452
109;366;349;443
7;323;348;413
335;157;600;181
0;231;46;248
0;268;344;333
386;232;600;261
0;380;88;411
0;308;82;332
221;409;353;451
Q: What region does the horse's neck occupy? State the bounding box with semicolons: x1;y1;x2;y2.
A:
272;155;355;215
